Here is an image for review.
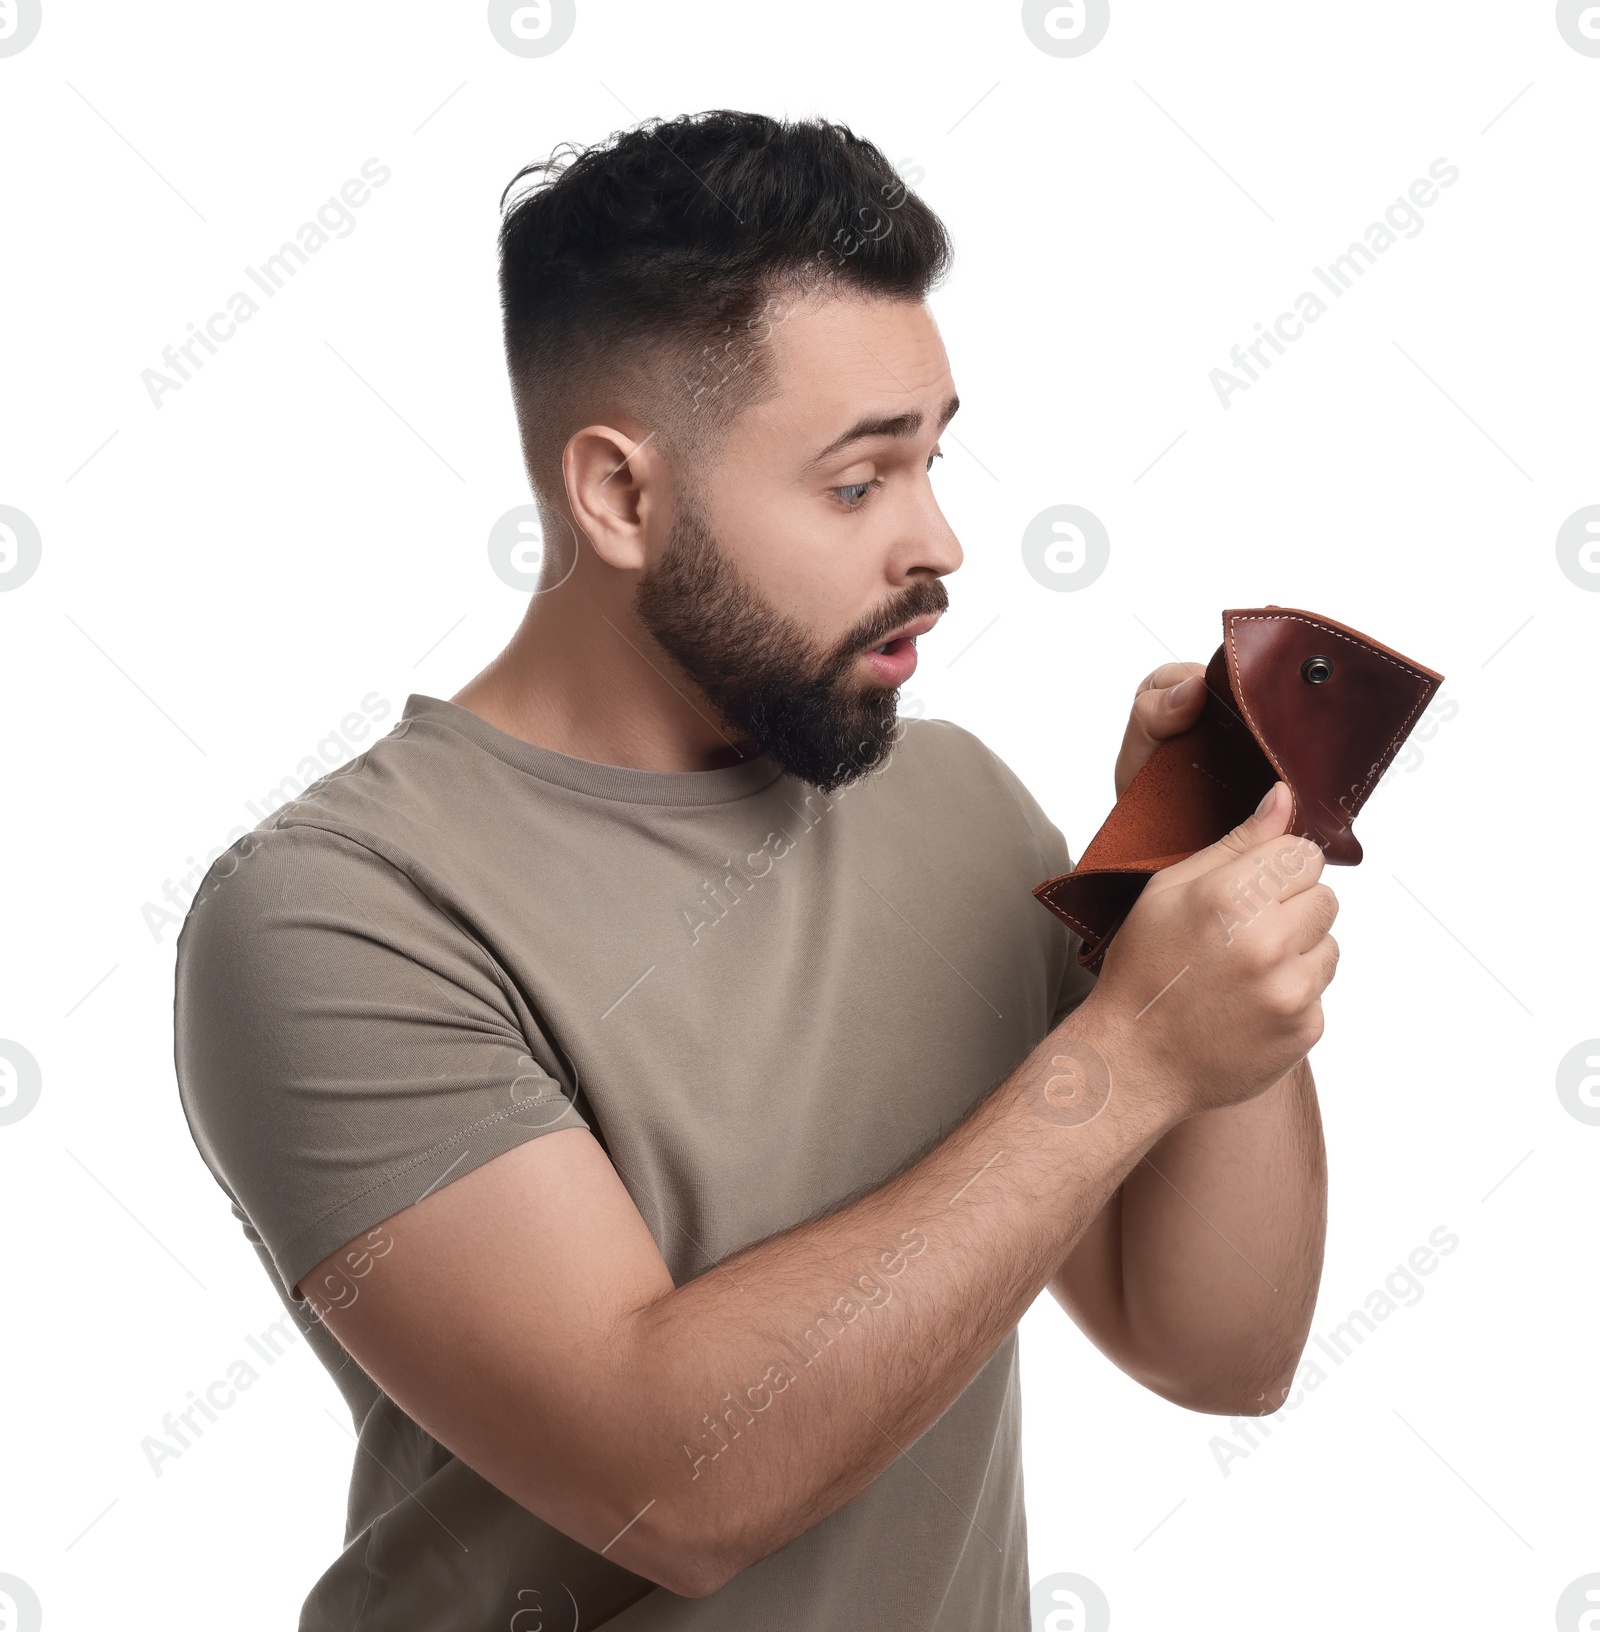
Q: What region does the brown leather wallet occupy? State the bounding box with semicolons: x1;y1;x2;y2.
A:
1034;605;1444;974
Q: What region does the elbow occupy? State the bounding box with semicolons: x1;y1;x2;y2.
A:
654;1538;745;1601
602;1547;723;1601
644;1560;725;1602
1168;1377;1296;1418
599;1530;726;1600
659;1519;790;1598
671;1559;740;1602
1124;1324;1311;1419
1136;1359;1303;1419
608;1519;754;1601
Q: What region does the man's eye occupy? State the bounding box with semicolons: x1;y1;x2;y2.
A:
834;453;939;510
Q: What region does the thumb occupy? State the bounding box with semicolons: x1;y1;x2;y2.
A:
1156;780;1292;886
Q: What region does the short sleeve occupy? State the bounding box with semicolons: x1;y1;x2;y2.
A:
961;732;1100;1028
1031;803;1099;1028
173;822;589;1301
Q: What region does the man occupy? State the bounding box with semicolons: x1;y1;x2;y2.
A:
174;111;1333;1629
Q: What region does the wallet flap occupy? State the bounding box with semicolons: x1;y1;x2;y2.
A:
1224;606;1444;863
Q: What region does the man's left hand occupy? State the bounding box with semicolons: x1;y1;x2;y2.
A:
1113;660;1209;799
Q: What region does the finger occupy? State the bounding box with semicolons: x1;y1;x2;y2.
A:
1285;883;1339;952
1156;779;1294;887
1134;660;1207;698
1235;828;1328;903
1129;663;1208;741
1298;931;1340;995
1193;841;1325;957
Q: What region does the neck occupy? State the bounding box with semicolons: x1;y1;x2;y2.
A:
451;566;756;775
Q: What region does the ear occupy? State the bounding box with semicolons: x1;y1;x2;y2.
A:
562;423;671;573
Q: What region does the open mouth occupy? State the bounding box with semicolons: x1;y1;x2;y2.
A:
866;611;940;656
858;611;940;686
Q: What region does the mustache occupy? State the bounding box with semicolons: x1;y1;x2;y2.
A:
834;578;950;664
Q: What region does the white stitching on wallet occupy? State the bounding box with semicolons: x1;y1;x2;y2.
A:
1037;881;1099;941
1226;613;1432;815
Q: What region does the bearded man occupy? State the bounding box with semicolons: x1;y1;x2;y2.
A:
174;110;1334;1631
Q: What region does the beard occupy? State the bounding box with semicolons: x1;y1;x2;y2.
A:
633;488;948;793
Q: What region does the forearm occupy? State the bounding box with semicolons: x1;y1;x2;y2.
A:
1058;1057;1327;1413
610;997;1174;1591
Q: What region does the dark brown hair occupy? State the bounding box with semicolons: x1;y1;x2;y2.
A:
497;110;953;493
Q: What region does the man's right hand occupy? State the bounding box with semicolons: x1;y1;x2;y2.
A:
1086;780;1340;1120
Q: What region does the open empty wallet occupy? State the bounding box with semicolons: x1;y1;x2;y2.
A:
1034;605;1445;974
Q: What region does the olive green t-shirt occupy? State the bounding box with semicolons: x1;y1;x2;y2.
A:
173;693;1095;1630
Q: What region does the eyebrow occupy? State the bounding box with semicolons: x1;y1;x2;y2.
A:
804;392;961;470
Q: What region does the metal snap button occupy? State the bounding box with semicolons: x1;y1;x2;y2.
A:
1301;655;1334;683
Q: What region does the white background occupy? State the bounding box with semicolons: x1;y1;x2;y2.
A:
1;3;1595;1628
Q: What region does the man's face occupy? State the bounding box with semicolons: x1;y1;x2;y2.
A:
634;290;963;791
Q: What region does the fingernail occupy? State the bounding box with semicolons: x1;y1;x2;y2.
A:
1255;782;1280;817
1165;676;1197;710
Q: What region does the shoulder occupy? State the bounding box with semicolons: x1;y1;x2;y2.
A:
174;820;391;965
244;705;466;858
176;704;489;959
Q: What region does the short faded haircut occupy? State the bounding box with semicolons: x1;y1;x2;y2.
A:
496;109;953;503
